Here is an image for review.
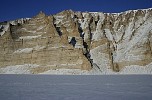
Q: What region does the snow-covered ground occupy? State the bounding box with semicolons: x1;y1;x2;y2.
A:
0;75;152;100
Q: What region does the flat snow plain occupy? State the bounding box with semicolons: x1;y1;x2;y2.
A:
0;75;152;100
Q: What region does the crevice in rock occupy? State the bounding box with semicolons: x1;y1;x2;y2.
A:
10;24;19;39
94;16;100;27
54;23;62;36
76;19;93;68
56;27;62;36
118;32;125;43
103;30;120;72
82;25;93;68
69;37;76;47
92;63;102;72
83;45;93;67
147;38;152;56
53;16;63;37
78;27;84;37
0;26;4;32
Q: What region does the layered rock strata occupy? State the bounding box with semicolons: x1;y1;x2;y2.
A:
0;8;152;73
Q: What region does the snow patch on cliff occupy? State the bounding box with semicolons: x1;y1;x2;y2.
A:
9;18;30;25
19;35;41;40
0;23;9;36
14;48;33;54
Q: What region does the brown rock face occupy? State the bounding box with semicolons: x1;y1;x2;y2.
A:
0;8;152;73
0;11;92;73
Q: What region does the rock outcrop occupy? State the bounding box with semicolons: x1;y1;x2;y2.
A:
0;8;152;74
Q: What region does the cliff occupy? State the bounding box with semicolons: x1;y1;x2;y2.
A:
0;8;152;74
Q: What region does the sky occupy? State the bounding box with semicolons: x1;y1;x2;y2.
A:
0;0;152;22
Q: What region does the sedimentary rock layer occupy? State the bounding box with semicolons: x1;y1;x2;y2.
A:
0;8;152;73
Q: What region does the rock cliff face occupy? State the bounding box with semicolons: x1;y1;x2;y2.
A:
0;8;152;74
